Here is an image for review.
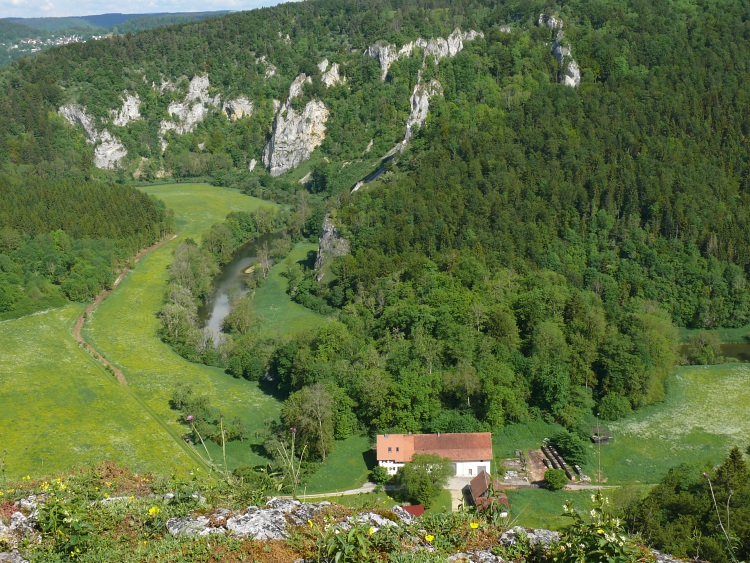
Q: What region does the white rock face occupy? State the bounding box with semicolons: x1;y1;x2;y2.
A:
159;75;221;152
288;73;312;99
538;13;564;31
262;74;329;176
365;28;483;80
248;158;257;172
405;79;443;142
315;212;350;279
59;104;127;169
322;62;344;87
538;14;580;88
110;94;141;126
257;55;276;78
553;42;581;87
222;96;254;120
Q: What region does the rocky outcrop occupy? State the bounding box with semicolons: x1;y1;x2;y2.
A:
166;498;335;540
538;14;580;88
365;28;483;81
448;552;505;562
315;212;350;279
405;79;443;142
0;551;28;563
262;74;329;176
319;58;345;87
500;527;560;548
110;94;141;126
222;96;254;120
59;104;127;170
159;75;221;152
257;55;277;78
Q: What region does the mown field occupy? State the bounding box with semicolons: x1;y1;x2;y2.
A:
0;305;197;479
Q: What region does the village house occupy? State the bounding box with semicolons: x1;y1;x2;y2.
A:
376;432;493;477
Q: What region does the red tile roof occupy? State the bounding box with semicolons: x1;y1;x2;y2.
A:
377;433;492;463
401;505;425;517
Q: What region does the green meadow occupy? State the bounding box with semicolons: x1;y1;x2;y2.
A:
83;183;290;472
594;364;750;484
254;241;328;339
0;305;196;479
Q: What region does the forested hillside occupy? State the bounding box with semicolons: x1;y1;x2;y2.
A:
2;0;750;472
0;176;171;318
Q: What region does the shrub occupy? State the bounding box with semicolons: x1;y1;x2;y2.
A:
551;430;590;466
598;393;632;421
370;465;390;485
544;468;569;490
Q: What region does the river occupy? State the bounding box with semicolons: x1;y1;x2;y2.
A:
197;233;279;339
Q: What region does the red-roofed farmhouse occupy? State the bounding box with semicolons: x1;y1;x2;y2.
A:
376;432;493;477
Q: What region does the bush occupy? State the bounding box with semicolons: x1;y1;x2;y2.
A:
598;393;632;421
551;430;590;466
370;465;390;485
544;468;569;490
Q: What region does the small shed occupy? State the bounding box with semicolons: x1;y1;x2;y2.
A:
468;470;509;510
591;425;612;444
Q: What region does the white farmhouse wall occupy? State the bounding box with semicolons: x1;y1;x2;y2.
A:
380;459;491;477
454;460;491;477
379;460;405;475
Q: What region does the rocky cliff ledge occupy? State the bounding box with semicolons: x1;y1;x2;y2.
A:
538;14;581;88
59;104;127;170
158;74;221;152
315;212;350;280
263;74;329;177
1;493;691;563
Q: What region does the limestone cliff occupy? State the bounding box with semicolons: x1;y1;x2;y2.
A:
59;104;127;170
539;14;581;88
110;94;141;127
319;58;345;87
222;96;254;120
158;75;221;152
405;79;443;142
365;28;483;81
315;212;350;280
262;74;329;177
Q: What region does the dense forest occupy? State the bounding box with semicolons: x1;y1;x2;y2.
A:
0;176;171;318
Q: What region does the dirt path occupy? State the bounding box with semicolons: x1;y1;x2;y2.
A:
73;233;178;385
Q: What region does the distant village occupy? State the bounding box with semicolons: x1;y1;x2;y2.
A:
2;33;108;56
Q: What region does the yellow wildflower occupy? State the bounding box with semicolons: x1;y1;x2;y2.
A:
148;506;161;516
308;519;313;528
369;526;375;535
425;534;434;543
470;522;479;529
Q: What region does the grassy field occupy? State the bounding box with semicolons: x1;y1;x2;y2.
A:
254;241;328;339
593;364;750;484
0;305;197;479
679;323;750;343
506;489;589;530
83;184;286;472
304;436;374;494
